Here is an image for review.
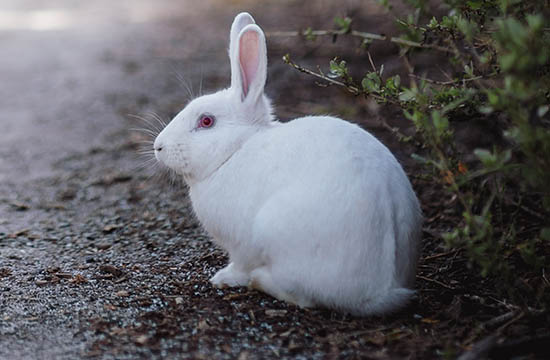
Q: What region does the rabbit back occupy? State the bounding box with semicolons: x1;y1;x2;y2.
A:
189;115;421;314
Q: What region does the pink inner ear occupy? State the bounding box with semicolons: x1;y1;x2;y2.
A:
239;31;260;98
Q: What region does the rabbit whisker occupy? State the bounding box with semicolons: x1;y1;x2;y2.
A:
129;127;159;138
128;114;163;134
133;155;160;174
144;111;168;129
199;66;204;97
133;140;155;145
171;65;195;101
137;151;155;156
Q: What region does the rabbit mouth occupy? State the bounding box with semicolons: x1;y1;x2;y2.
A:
156;143;190;175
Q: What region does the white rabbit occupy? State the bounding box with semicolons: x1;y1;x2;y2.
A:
154;12;422;316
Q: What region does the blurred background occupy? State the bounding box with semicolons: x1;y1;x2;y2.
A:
0;0;414;185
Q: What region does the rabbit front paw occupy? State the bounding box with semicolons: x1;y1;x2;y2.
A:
210;263;250;288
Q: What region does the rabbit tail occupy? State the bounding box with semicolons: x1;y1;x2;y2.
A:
352;288;415;316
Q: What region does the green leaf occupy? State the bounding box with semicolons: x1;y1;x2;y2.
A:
457;16;477;42
393;74;401;88
329;59;348;78
487;91;500;106
411;153;428;164
362;72;381;93
499;53;516;72
464;63;474;77
441;15;457;29
478;106;494;114
385;75;401;93
474;149;497;166
360;38;373;49
474;148;511;168
362;79;378;93
526;14;543;31
428;16;439;29
304;27;316;41
466;0;482;10
431;110;449;135
399;88;416;102
334;16;352;33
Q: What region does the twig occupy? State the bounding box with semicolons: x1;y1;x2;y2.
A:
366;51;377;72
502;196;547;221
459;311;524;360
267;29;455;54
402;56;416;88
285;58;360;94
482;310;518;328
496;311;524;333
416;274;456;290
421;249;460;261
282;55;391;104
376;116;415;144
437;65;454;82
421;227;444;240
344;327;391;338
408;73;484;86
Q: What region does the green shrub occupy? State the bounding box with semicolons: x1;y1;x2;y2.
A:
283;0;550;301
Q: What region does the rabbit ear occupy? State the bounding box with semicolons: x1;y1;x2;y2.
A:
232;24;267;103
229;13;255;90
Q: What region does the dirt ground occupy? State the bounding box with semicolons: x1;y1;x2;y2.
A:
0;0;548;359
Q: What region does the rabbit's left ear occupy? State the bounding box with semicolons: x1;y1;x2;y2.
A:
229;13;255;90
230;24;267;104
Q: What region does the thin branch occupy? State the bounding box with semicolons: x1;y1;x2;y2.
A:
283;56;360;94
366;51;377;73
416;274;456;290
267;29;455;54
496;311;524;333
502;196;547;221
408;73;485;86
422;249;460;261
377;116;415;144
482;310;519;328
282;55;392;104
402;55;417;88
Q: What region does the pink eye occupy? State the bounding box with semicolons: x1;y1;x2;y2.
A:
199;115;214;128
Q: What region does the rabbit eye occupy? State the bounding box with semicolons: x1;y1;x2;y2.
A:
198;115;215;129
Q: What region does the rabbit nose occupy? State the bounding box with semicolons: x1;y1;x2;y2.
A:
153;138;163;152
153;140;164;162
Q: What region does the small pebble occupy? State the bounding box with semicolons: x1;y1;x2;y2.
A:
96;242;111;250
115;290;129;297
265;309;287;317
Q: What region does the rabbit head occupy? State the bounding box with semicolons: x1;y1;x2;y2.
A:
154;12;273;183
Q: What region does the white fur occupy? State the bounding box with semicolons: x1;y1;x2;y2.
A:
154;12;422;316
